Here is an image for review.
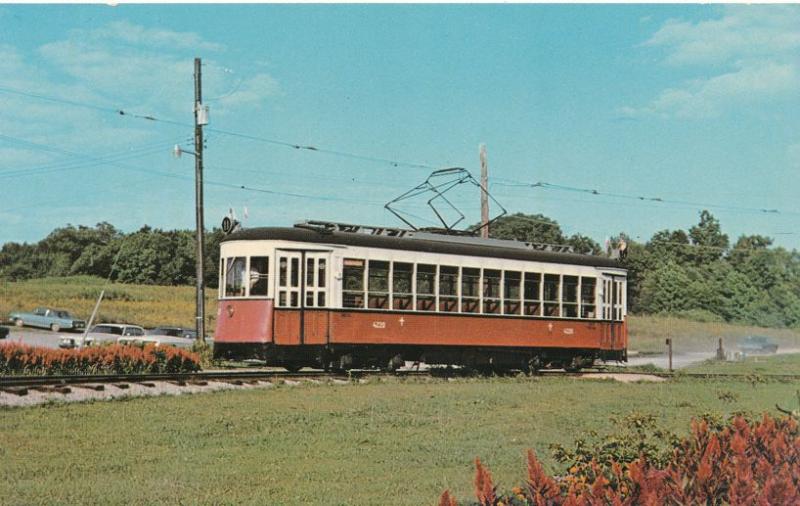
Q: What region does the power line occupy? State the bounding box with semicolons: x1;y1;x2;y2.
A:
0;134;189;180
0;83;438;171
493;179;800;217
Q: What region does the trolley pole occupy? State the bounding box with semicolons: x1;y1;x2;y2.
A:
194;57;206;344
479;143;489;239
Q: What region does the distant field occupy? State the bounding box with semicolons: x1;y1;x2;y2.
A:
3;276;800;349
1;367;799;504
0;276;217;331
628;315;800;354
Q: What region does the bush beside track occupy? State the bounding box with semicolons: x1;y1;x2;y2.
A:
0;342;200;375
442;413;800;505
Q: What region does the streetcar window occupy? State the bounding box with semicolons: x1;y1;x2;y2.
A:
342;258;365;308
416;264;436;311
563;275;579;318
581;277;596;318
483;269;501;314
614;280;624;321
439;266;458;312
290;258;299;288
461;267;480;313
543;274;560;317
306;258;315;287
219;258;224;298
503;271;521;315
249;257;269;296
225;257;246;297
279;257;288;286
368;260;389;309
523;273;541;316
318;259;326;288
392;262;413;310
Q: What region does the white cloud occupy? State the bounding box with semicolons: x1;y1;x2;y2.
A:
628;61;798;119
623;6;800;119
0;21;280;187
93;21;225;52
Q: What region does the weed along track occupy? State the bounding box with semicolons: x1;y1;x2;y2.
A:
3;367;800;407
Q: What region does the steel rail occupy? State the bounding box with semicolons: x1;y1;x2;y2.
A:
2;368;799;389
0;369;425;388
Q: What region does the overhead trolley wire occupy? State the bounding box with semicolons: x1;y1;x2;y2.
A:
493;178;800;217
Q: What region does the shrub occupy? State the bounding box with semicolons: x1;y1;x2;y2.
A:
441;413;800;505
0;342;201;375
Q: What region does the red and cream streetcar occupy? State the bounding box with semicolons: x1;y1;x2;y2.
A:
213;221;627;372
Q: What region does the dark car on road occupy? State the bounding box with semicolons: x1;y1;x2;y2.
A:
0;326;8;339
738;335;778;355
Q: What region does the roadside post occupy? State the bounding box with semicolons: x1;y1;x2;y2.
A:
665;338;673;372
716;338;725;360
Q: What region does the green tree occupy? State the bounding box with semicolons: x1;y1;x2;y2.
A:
485;213;567;245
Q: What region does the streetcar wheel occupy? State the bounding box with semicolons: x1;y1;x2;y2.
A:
387;354;404;372
524;357;542;376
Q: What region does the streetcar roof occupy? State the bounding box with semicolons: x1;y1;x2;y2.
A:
222;226;625;270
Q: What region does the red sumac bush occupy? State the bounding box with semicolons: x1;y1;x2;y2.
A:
0;342;201;375
442;414;800;505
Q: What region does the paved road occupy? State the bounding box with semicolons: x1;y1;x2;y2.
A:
0;326;75;348
619;347;800;370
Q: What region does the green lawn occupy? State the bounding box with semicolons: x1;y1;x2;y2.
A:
2;375;798;505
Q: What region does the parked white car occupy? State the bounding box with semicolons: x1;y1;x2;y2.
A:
59;324;145;349
117;326;197;350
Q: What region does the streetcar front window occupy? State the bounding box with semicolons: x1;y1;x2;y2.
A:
249;257;269;296
225;257;246;297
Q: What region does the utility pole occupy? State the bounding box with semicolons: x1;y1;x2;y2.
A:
479;143;489;239
194;57;206;344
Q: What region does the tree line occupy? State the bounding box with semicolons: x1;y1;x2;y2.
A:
0;222;223;287
2;211;799;328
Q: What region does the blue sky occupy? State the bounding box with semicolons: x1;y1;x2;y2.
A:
1;5;799;248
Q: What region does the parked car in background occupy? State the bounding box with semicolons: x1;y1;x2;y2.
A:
738;335;778;355
8;307;85;332
0;326;9;339
148;326;197;340
117;326;197;350
59;324;145;349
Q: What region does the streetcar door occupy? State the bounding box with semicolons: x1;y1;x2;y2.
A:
600;276;614;348
276;252;302;309
301;252;330;345
274;252;302;345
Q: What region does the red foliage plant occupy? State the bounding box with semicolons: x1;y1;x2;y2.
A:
440;414;800;505
0;342;201;375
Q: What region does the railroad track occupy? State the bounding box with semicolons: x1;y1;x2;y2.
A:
3;367;800;392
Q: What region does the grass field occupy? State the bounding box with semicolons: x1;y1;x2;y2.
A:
3;276;800;351
2;355;800;504
0;276;216;331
